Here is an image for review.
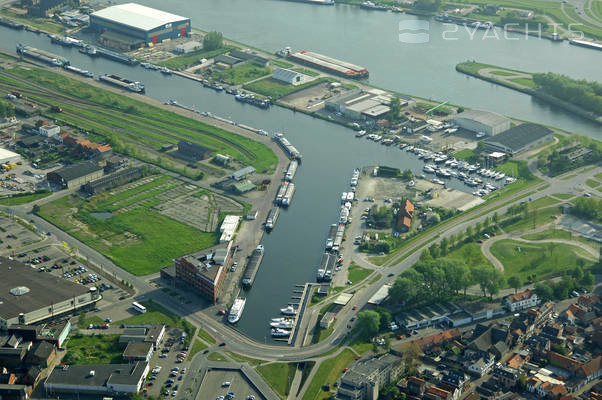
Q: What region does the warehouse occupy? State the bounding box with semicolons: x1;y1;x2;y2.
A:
0;257;100;330
0;147;22;165
325;89;406;121
452;109;511;136
44;362;149;395
484;123;553;156
89;3;190;48
46;161;104;189
272;68;312;86
83;167;143;195
177;140;212;161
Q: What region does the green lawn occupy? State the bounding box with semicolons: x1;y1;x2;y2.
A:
503;206;562;232
225;352;264;366
522;228;572;241
292;67;320;77
211;64;272;85
256;363;296;398
348;264;372;284
158;46;236;70
0;9;65;34
7;67;278;175
77;313;105;329
244;77;333;99
188;339;208;360
198;328;217;344
39;184;218;275
490;239;595;283
117;301;196;342
302;349;356;400
552;193;574;200
529;196;560;208
586;178;600;188
509;77;537;88
0;191;51;205
454;149;476;160
207;352;227;361
489;70;517;77
271;59;294;68
443;242;493;269
63;334;122;365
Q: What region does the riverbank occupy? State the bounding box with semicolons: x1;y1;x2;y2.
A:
456;61;602;125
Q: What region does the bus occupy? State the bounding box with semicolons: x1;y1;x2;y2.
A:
132;302;146;314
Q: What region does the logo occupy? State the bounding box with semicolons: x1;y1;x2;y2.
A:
399;20;430;44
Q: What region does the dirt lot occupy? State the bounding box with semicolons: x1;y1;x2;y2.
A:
280;82;343;110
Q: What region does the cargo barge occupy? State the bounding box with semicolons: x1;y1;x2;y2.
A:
284;160;298;182
16;44;68;67
288;50;369;79
0;18;24;30
280;0;334;4
281;183;296;207
316;252;337;282
235;93;270;109
99;74;145;93
325;224;338;250
273;133;302;161
64;65;93;78
275;183;289;205
50;35;83;47
242;245;264;289
569;39;602;51
265;207;280;232
95;46;138;65
332;224;345;252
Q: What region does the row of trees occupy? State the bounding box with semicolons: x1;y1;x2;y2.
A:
0;100;15;119
203;31;224;51
389;259;505;305
500;11;548;30
357;307;393;338
534;266;594;301
414;0;442;11
570;196;602;223
532;72;602;115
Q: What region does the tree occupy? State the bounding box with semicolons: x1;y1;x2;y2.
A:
380;384;400;400
414;0;442;11
357;310;380;338
581;271;594;287
401;169;413;180
534;282;553;301
428;212;441;225
375;307;392;332
508;276;522;294
388;97;402;123
203;31;223;51
492;212;500;225
389;277;417;303
0;100;15;119
466;225;474;238
473;265;504;298
440;237;449;255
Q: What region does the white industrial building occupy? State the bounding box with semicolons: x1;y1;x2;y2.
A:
174;41;202;54
0;147;22;165
325;89;410;121
272;68;312;86
39;124;60;137
219;215;240;243
452;109;510;136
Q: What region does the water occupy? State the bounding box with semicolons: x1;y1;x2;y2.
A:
0;0;601;341
90;211;114;220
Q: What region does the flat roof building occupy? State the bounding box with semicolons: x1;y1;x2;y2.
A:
453;109;511;136
90;3;190;48
44;362;149;395
484;123;553;156
272;68;313;86
325;89;404;121
0;257;100;330
0;148;22;165
46;161;104;189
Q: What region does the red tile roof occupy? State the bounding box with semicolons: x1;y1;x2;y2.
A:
507;290;535;303
427;386;450;399
548;351;583;372
578;356;602;378
412;329;461;351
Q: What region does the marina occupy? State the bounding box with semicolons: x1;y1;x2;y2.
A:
288;49;369;79
241;245;265;289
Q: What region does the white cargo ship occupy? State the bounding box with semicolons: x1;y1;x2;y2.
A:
228;297;246;323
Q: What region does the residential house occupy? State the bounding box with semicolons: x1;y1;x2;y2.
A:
575;356;602;389
548;351;582;376
425;386;453;400
412;329;461;353
405;376;426;397
493;366;519;389
506;290;540;312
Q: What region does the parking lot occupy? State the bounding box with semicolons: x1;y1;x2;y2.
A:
0;156;58;195
145;328;192;398
200;369;264;400
0;215;41;250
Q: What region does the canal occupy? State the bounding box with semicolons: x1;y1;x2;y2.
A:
0;0;600;341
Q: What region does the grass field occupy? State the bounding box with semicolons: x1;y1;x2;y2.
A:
0;191;51;205
211;64;272;85
188;339;208;360
271;59;294;68
503;206;562;232
454;149;476;160
510;77;537;88
207;352;227;361
348;264;372;284
292;67;320;77
586;178;600;188
302;349;356;400
5;67;277;175
256;363;296;397
158;46;236;70
522;228;573;241
0;9;65;34
37;176;219;275
489;70;516;76
63;334;122;364
552;193;575;200
225;352;264;366
118;301;196;340
443;242;493;269
490;239;595;282
198;328;217;344
529;196;560;208
244;77;333;99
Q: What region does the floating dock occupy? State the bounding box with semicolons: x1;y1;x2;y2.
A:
284;160;298;182
265;207;279;232
288;50;369;79
281;183;296;207
242;245;265;289
16;44;68;67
